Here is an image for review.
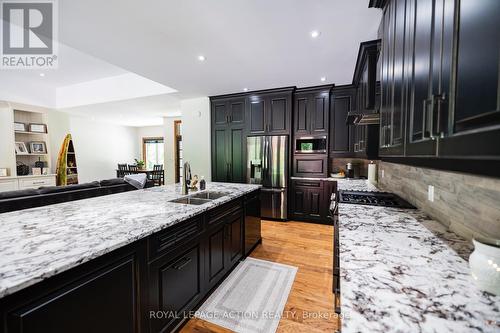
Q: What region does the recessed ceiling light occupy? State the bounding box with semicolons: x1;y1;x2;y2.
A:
311;30;321;39
197;55;206;62
243;88;248;92
39;73;45;77
320;76;326;82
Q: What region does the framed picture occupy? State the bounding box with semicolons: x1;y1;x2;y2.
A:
14;122;27;132
0;168;8;177
15;142;29;155
29;123;47;133
29;141;47;154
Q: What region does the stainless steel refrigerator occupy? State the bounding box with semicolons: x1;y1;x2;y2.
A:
246;136;288;220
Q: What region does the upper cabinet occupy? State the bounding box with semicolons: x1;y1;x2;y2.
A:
247;88;294;135
294;85;333;137
439;0;500;158
211;96;246;183
372;0;500;176
329;85;356;156
212;97;246;128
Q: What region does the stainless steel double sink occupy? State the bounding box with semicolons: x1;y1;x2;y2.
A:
169;191;230;205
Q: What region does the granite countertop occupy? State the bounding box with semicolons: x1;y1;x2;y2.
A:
0;182;260;299
335;179;500;333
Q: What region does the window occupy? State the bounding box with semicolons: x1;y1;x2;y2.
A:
143;137;164;170
174;120;182;183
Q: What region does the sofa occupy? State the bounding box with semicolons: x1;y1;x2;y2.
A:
0;178;154;214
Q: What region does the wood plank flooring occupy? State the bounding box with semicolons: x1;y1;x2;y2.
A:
180;220;339;333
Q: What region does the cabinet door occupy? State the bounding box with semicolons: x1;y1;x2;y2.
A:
439;0;500;158
267;93;291;135
228;98;246;126
406;0;437;156
225;213;243;268
291;186;308;218
228;128;245;183
212;128;228;182
294;94;311;135
248;97;266;134
212;100;228;127
148;244;203;333
311;92;329;134
6;254;139;333
330;88;355;156
308;188;322;218
379;0;407;156
206;224;227;289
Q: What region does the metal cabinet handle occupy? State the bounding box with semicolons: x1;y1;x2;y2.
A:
172;257;192;270
422;98;432;140
430;93;446;139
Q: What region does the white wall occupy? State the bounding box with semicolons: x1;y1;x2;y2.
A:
69;116;139;183
47;110;140;183
180;97;211;181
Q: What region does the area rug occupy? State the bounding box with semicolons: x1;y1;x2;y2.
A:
195;257;298;333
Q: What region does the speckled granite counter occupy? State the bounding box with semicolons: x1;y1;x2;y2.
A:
0;182;260;298
336;179;500;333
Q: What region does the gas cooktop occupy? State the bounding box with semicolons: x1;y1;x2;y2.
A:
338;190;416;209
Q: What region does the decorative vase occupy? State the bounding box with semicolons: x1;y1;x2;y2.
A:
469;237;500;295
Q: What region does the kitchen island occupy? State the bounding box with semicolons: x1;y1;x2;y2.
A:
335;179;500;333
0;182;261;333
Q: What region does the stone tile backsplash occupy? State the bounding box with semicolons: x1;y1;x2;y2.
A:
377;161;500;240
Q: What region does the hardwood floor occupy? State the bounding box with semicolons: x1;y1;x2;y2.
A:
180;220;338;333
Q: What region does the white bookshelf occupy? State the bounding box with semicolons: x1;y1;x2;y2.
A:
13;109;52;175
0;102;56;191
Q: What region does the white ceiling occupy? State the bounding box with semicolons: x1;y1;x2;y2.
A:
1;1;381;126
59;0;382;96
60;94;181;127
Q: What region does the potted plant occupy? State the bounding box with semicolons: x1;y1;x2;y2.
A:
134;159;145;170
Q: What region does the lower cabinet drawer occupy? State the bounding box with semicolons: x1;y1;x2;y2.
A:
0;179;19;192
18;176;56;189
5;254;139;333
148;243;203;333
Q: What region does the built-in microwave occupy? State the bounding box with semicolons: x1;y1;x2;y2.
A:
294;136;327;154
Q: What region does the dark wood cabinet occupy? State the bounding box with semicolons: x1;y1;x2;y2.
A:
247;88;294;135
244;191;262;256
290;179;336;224
148;242;204;333
205;205;243;290
372;0;500;176
294;85;333;136
206;223;227;288
0;192;259;333
0;242;145;333
439;0;500;158
353;41;379;113
211;97;246;183
352;124;380;160
330;85;356;156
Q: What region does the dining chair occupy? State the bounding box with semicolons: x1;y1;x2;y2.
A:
152;164;164;186
128;164;138;172
117;163;128;177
